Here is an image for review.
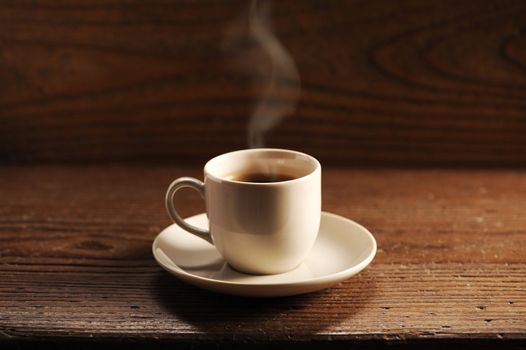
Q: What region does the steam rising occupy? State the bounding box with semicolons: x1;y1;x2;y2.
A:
225;0;301;148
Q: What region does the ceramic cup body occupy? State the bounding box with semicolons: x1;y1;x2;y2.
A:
166;149;321;275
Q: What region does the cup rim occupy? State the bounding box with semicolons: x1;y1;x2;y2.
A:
204;148;321;186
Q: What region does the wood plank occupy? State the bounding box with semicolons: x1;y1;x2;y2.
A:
0;165;525;346
2;0;526;165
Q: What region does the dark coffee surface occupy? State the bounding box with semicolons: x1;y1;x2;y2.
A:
227;173;296;183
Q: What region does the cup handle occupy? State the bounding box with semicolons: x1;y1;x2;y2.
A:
165;177;213;244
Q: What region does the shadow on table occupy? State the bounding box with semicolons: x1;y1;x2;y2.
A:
152;269;377;337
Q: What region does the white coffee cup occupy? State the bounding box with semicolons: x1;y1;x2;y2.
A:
165;148;321;275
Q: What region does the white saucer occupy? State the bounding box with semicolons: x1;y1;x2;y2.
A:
152;212;376;297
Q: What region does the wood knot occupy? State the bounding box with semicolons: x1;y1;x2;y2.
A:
74;240;112;251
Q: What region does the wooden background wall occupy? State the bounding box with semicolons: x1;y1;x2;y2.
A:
1;0;526;166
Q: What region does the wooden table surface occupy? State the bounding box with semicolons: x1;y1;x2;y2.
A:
2;0;526;348
1;165;525;348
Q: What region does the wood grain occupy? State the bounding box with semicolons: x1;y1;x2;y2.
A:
1;165;525;347
2;0;526;165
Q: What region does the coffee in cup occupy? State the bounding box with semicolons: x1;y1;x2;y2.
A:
165;148;321;275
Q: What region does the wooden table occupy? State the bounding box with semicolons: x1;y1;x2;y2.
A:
3;0;526;347
1;165;525;348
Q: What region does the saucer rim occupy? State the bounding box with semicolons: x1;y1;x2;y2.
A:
152;211;377;287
